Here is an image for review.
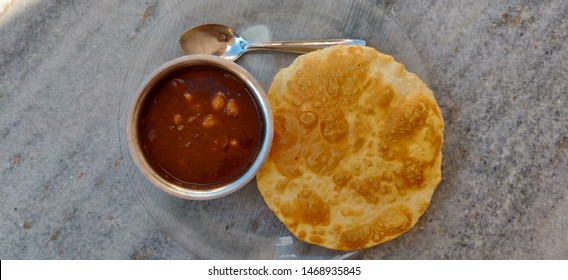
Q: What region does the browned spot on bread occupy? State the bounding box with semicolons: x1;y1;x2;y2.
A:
320;111;349;143
370;205;413;242
309;235;325;245
296;190;330;226
299;111;318;128
339;223;371;250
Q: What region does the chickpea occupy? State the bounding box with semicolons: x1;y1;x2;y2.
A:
148;130;156;142
226;99;239;117
187;115;197;123
213;135;229;149
202;114;219;128
173;114;182;125
170;78;184;88
184;92;193;102
211;91;226;111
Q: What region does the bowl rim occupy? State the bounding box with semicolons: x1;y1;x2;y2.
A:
126;55;273;200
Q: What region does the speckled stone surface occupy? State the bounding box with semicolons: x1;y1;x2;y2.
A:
1;0;566;259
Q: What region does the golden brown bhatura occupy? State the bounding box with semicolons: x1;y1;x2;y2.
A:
257;45;444;250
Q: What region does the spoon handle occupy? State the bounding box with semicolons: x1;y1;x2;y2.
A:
246;39;366;53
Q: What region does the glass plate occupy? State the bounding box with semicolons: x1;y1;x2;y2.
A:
119;0;427;259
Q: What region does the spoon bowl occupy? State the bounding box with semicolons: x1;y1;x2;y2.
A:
179;24;366;61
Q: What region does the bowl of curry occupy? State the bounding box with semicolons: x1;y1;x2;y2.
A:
127;55;273;200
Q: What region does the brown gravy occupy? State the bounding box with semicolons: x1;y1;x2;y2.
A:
138;66;263;189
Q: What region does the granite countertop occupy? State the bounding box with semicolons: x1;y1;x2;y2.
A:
1;0;566;259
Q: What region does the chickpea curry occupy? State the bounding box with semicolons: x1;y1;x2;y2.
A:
138;66;264;189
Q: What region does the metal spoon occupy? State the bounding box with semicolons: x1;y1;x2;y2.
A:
179;24;366;61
